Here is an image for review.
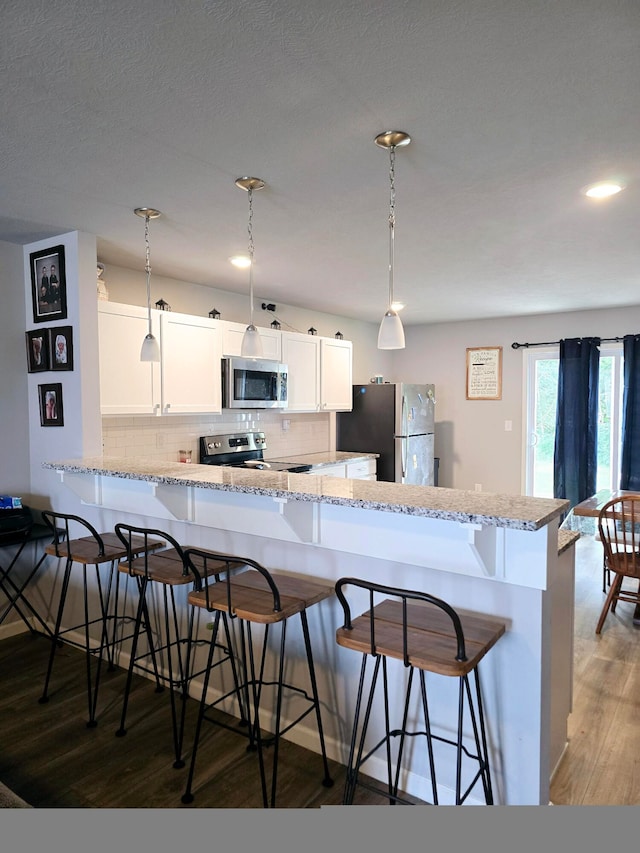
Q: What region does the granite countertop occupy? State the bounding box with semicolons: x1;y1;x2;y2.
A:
43;456;569;531
267;450;378;469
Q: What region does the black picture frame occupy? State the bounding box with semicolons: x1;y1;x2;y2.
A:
50;325;74;371
30;245;67;324
25;328;50;372
38;382;64;427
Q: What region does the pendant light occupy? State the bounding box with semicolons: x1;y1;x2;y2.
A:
134;207;162;362
375;130;410;350
235;177;265;358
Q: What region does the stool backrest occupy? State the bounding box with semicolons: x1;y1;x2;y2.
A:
183;547;281;613
335;577;467;665
41;510;104;558
114;523;186;577
598;494;640;579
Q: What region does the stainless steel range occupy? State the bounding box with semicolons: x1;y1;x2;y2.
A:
199;431;312;473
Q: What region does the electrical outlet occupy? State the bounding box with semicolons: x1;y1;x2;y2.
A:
282;419;290;431
505;420;513;431
475;483;482;491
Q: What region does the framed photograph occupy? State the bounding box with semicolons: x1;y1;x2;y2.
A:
38;382;64;427
25;328;50;372
49;325;74;371
466;346;503;400
30;245;67;323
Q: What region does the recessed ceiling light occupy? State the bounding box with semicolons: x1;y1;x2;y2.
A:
230;255;251;268
583;181;625;199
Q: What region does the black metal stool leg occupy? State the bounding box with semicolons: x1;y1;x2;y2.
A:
299;610;334;790
38;556;74;705
181;611;222;804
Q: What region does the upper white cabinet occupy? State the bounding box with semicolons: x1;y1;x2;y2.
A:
98;302;160;415
98;303;352;416
319;337;353;411
159;311;222;414
221;320;282;361
281;331;320;412
98;303;222;416
281;332;353;413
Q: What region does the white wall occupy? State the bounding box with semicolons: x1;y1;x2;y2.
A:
0;240;30;495
393;306;640;492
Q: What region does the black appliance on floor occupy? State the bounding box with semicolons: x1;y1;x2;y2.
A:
199;431;312;473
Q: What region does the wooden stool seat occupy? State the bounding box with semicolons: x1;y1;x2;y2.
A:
181;550;334;807
336;599;505;677
46;532;162;565
188;569;333;623
335;577;506;806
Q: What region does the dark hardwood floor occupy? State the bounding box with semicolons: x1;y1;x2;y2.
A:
2;534;639;808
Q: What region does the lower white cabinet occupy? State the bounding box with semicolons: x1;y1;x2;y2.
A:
307;458;377;480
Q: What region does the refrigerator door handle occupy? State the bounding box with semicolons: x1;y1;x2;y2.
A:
401;394;407;437
401;435;407;479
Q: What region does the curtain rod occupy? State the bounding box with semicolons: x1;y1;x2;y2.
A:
511;337;625;350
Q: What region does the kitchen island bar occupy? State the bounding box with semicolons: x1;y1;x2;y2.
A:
42;456;571;805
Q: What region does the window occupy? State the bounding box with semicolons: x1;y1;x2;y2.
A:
524;345;624;497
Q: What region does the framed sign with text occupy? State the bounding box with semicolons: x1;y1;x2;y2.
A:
466;346;503;400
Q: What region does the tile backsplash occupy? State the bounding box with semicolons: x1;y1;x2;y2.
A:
101;410;332;462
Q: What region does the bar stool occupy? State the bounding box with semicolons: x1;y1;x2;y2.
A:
113;524;244;769
0;505;61;637
180;548;334;807
334;577;506;805
37;511;164;728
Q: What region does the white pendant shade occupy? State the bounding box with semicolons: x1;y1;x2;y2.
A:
377;309;405;350
140;333;161;362
241;324;264;358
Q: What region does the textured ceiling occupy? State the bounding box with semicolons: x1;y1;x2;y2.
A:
1;0;639;325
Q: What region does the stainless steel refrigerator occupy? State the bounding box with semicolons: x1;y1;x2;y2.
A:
336;383;436;485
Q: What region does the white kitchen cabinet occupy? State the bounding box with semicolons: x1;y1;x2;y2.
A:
98;303;222;416
307;458;376;480
346;458;377;480
98;302;160;415
282;332;353;413
159;311;222;414
221;320;282;361
319;337;353;411
281;331;320;412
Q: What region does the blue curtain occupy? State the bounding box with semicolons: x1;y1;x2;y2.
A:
620;334;640;490
553;337;600;508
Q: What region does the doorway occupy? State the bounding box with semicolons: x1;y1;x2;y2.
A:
524;345;623;497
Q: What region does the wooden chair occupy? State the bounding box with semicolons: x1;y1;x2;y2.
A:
38;511;164;727
335;577;506;805
596;494;640;634
180;548;334;807
113;524;242;768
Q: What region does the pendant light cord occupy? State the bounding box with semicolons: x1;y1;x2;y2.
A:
247;187;255;328
144;213;152;335
388;145;396;309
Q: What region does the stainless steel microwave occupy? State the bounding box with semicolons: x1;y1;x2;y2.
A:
222;357;288;409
